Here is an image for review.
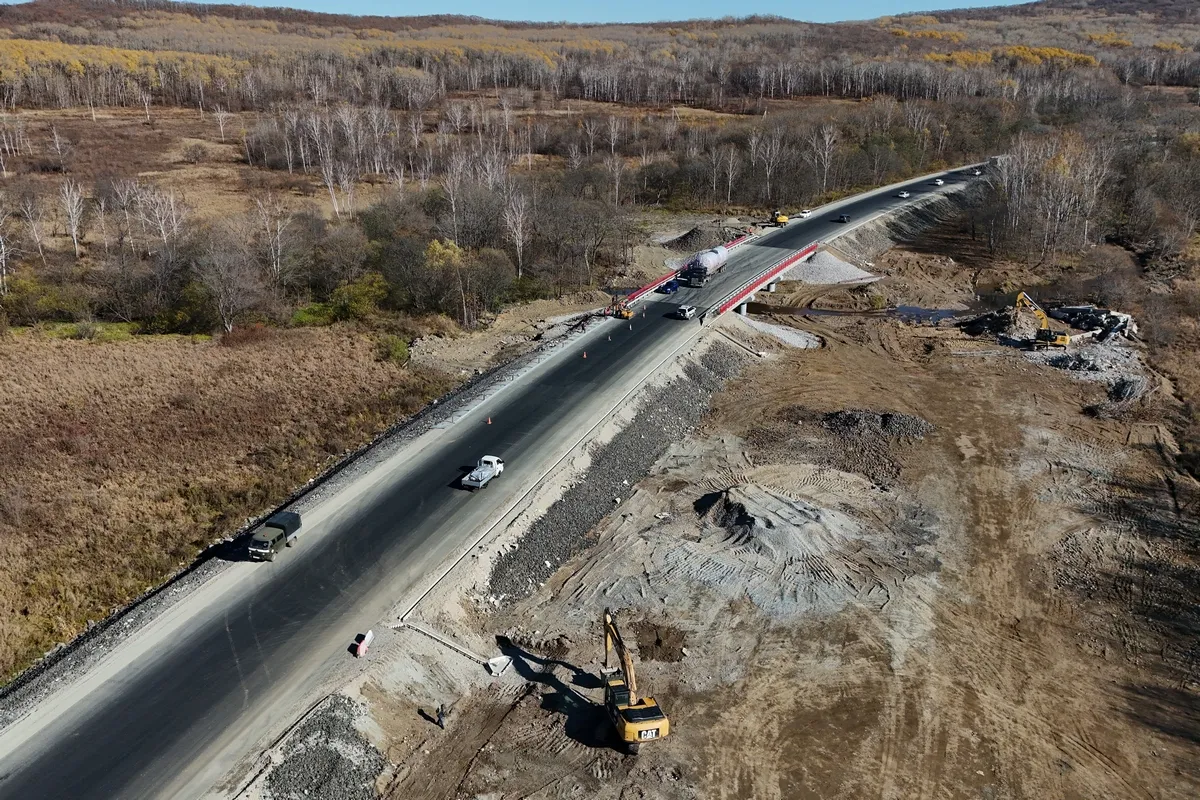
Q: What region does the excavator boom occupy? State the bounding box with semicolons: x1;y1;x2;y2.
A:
603;609;639;699
601;608;669;752
1015;291;1071;349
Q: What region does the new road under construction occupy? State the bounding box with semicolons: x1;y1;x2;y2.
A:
0;167;998;800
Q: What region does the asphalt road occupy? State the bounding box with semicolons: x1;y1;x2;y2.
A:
0;168;977;800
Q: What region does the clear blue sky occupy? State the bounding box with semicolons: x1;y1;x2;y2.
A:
177;0;1028;25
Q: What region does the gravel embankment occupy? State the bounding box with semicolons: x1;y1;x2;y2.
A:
486;342;750;603
265;695;386;800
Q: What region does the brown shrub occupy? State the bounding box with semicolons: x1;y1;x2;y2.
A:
219;322;272;347
182;142;209;164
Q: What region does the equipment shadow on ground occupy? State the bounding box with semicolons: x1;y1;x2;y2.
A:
495;635;613;750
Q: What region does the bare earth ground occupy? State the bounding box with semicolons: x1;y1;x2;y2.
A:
330;245;1199;799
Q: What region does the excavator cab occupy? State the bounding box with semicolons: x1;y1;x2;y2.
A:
601;609;670;754
768;209;789;227
602;671;669;752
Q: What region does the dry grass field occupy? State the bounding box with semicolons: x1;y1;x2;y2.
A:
0;325;452;680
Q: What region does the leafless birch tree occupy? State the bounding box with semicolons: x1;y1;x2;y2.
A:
503;191;530;279
214;107;232;142
60;179;85;258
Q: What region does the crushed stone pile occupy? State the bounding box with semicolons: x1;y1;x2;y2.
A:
485;343;751;604
738;316;821;348
1047;353;1103;372
266;695;386;800
781;250;878;285
1030;341;1143;384
823;410;935;440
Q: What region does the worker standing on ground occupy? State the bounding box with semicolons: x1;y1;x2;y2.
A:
436;704;447;729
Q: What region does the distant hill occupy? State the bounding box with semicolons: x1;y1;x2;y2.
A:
0;0;1193;112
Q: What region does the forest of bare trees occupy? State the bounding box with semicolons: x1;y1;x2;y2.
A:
0;0;1196;117
0;0;1196;339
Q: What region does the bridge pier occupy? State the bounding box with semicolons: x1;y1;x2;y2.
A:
766;282;778;293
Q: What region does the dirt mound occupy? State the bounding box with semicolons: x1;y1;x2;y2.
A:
662;224;732;252
958;307;1039;341
661;484;938;620
746;407;934;487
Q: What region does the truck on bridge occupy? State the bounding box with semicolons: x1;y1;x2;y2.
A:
679;245;729;288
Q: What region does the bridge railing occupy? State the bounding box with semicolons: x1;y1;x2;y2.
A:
702;241;819;324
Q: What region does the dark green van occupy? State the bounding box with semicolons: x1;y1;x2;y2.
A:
247;511;303;562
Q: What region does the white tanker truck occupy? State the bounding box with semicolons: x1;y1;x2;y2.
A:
679;245;729;288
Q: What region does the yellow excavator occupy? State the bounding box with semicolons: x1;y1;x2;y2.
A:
601;608;670;754
1015;291;1071;350
764;209;789;227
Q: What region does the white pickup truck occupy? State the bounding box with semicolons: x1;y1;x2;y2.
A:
462;455;505;489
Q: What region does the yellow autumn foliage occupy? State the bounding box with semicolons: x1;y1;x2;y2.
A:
0;38;244;83
912;30;967;44
925;50;993;68
1086;32;1132;48
1176;132;1200;156
1154;41;1188;54
996;46;1098;68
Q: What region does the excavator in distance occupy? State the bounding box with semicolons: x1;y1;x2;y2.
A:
1015;291;1071;350
601;608;670;754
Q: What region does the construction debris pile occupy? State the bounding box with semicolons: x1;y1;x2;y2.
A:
960;298;1138;349
1049;306;1138;342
